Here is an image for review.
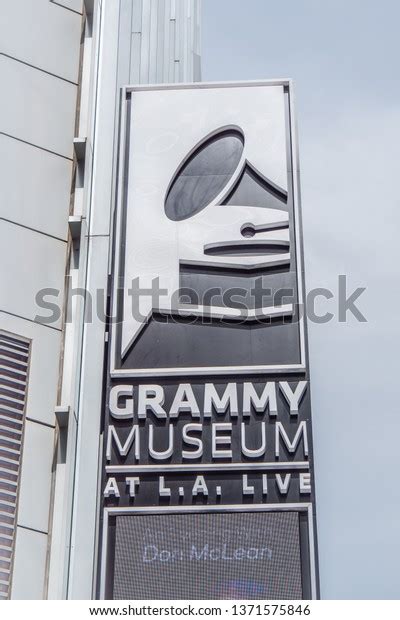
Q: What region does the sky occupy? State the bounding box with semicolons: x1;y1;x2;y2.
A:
202;0;400;599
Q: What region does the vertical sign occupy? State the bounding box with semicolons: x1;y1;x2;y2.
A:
100;82;318;600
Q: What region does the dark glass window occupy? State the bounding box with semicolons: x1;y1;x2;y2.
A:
165;128;244;221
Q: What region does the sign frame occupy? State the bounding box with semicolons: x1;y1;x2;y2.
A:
109;80;307;378
98;80;319;601
99;503;317;600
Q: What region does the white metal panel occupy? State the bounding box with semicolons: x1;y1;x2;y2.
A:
174;0;182;81
148;0;159;83
67;235;109;599
185;0;193;82
168;13;176;82
0;315;61;428
118;0;134;85
89;0;119;236
131;0;143;33
0;0;82;84
0;55;77;159
45;231;89;599
181;0;188;81
46;409;77;599
0;220;67;329
46;459;67;599
155;0;166;83
130;32;142;84
16;420;54;534
193;0;201;80
51;0;83;13
139;0;151;83
162;0;171;82
10;527;47;599
129;0;200;86
0;135;72;241
76;26;94;143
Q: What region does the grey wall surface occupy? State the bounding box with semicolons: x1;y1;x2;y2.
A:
201;0;400;600
128;0;201;83
0;0;83;599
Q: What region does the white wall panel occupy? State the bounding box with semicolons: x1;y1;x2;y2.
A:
0;220;67;329
132;0;143;32
0;0;82;84
117;0;133;85
0;135;72;240
89;0;120;236
0;313;61;427
51;0;83;14
0;55;77;159
46;411;78;599
129;0;201;84
139;0;151;82
10;527;47;599
148;0;159;83
16;420;54;533
67;235;109;598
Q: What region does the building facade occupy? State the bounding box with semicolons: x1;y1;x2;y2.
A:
0;0;201;600
1;0;318;601
0;0;83;599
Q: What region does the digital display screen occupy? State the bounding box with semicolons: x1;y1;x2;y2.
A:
112;511;302;600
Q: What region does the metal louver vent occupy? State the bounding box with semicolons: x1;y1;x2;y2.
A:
0;331;30;600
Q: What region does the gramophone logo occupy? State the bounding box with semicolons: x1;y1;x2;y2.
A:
114;85;303;373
